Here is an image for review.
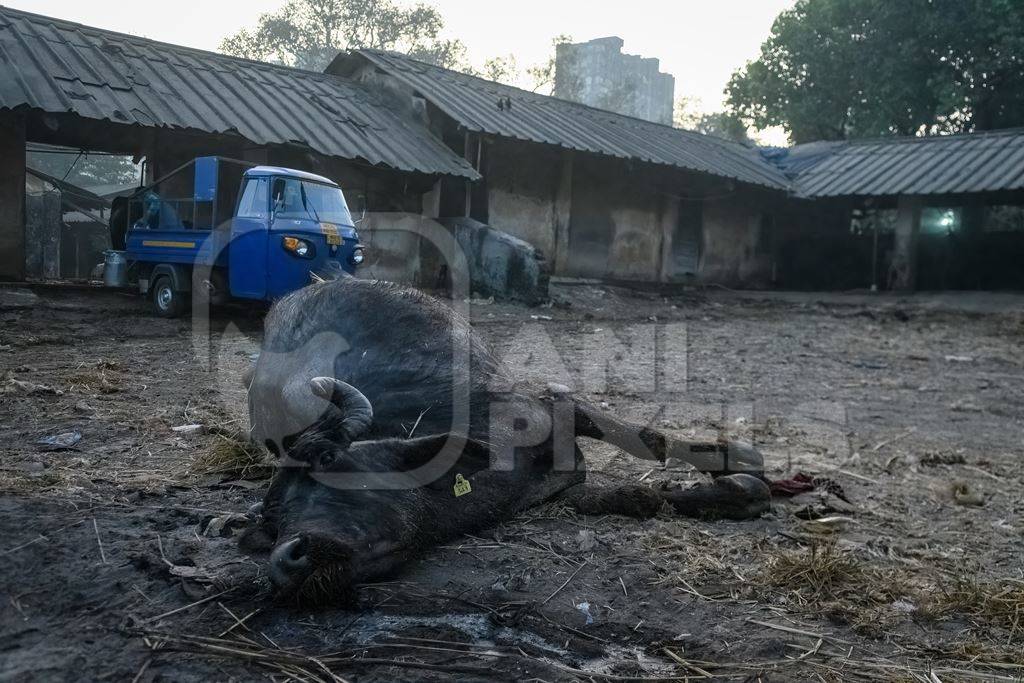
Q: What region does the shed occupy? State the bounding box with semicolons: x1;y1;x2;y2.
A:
0;6;476;282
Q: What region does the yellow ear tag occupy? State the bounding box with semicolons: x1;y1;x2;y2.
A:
453;473;472;497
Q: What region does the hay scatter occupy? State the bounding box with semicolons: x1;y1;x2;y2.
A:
190;431;273;481
758;541;917;634
929;575;1024;638
65;359;125;394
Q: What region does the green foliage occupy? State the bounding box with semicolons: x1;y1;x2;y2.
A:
479;54;519;85
527;34;573;93
726;0;1024;143
674;97;751;144
693;112;751;144
27;151;139;188
219;0;469;71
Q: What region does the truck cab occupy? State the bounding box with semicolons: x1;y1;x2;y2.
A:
122;157;363;316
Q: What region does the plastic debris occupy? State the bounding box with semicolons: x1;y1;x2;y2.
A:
171;424;205;435
203;512;249;537
576;529;597;552
36;430;82;451
5;379;63;395
770;472;850;503
799;515;857;534
575;601;594;625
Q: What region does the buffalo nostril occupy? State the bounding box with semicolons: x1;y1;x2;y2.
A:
269;537;311;589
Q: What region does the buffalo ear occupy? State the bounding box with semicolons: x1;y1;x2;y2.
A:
389;433;492;486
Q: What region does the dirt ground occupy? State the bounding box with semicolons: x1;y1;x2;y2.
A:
1;282;1022;682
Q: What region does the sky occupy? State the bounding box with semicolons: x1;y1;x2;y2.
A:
8;0;795;143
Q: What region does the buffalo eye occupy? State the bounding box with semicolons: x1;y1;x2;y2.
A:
311;448;345;472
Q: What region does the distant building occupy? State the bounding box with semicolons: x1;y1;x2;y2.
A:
553;37;675;126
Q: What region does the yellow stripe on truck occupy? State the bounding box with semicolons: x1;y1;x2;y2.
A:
141;240;196;248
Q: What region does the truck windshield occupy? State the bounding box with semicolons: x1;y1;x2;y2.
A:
271;177;353;225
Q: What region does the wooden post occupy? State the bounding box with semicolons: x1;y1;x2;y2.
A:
0;112;26;281
891;195;922;291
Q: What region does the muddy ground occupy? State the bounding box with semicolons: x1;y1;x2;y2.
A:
1;282;1022;682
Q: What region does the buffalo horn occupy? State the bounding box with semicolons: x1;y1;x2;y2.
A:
310;377;374;440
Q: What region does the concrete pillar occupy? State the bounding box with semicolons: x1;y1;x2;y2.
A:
553;150;573;274
417;178;444;289
657;193;681;282
891;195;922;291
0;112;26;281
422;178;442;219
960;197;984;289
463;132;475;218
25;188;62;280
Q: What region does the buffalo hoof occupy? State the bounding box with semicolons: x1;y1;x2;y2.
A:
698;441;766;481
660;474;770;520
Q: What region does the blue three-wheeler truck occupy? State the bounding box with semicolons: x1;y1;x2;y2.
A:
111;156;364;317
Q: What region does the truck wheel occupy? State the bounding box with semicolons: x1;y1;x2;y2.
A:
152;277;185;318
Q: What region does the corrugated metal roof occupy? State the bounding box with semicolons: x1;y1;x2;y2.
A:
790;129;1024;198
353;49;791;191
0;7;478;180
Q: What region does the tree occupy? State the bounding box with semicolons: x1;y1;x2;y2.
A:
692;112;751;145
27;151;139;188
726;0;1024;143
220;0;469;71
934;0;1024;131
407;38;469;71
479;55;519;85
526;34;573;93
674;97;751;144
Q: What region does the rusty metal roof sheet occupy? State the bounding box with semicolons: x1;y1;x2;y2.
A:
790;129;1024;198
0;7;478;180
353;49;791;191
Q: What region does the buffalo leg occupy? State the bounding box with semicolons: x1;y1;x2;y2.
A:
657;474;770;520
561;475;770;521
561;393;765;478
561;475;770;524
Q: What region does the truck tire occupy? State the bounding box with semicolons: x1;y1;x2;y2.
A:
152;276;185;318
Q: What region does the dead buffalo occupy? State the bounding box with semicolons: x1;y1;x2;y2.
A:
244;277;769;603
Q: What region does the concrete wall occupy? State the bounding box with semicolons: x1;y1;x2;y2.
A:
0;112;26;281
554;37;675;126
484;138;564;258
480;140;781;288
699;197;773;287
355;213;429;284
565;154;668;280
483;146;673;282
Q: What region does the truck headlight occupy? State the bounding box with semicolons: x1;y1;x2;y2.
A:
283;236;314;259
350;246;365;265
